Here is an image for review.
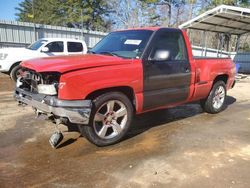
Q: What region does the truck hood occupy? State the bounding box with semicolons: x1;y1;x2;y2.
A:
0;47;29;53
0;47;38;61
21;54;133;73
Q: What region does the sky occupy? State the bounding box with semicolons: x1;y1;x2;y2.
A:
0;0;23;21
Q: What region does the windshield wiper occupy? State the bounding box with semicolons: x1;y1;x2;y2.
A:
98;51;117;57
88;50;96;54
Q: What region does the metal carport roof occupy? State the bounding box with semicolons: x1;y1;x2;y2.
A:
179;5;250;36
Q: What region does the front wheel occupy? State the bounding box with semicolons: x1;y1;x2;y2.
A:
10;65;22;82
200;81;227;114
78;92;133;146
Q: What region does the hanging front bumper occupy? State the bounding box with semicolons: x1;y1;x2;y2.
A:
14;87;92;124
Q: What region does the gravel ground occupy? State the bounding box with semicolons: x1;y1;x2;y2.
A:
0;73;250;188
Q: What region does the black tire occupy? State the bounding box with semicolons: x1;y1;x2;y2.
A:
10;65;22;82
200;81;227;114
78;92;133;146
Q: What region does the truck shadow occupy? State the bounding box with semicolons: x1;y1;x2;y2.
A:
59;96;236;148
126;95;236;140
57;137;80;149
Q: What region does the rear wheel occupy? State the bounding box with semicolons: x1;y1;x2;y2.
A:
78;92;133;146
200;81;226;114
10;65;22;82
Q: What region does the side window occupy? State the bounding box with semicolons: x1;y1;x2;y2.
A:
150;32;187;61
177;35;188;61
67;42;83;52
46;41;64;52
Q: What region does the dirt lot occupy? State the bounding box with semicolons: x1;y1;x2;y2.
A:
0;73;250;188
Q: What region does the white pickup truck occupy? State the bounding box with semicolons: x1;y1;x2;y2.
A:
0;38;87;81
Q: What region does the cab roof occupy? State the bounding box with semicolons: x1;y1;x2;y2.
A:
39;38;85;42
116;27;182;32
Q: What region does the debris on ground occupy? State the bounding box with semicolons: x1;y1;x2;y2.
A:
236;73;250;80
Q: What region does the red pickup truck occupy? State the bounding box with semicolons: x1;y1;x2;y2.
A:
15;27;236;146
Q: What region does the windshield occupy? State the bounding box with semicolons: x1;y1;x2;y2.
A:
90;30;153;59
27;39;48;51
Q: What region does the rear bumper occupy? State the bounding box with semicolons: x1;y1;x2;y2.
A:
14;87;92;124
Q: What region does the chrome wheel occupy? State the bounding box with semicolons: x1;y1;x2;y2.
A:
93;100;128;139
212;86;225;109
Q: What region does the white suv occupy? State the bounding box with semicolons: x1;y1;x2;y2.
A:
0;38;87;81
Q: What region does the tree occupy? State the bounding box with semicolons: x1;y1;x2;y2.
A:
15;0;112;31
187;0;197;19
109;0;162;29
16;0;66;25
210;0;250;7
109;0;137;29
141;0;187;27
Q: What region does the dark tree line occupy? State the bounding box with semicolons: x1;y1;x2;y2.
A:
16;0;112;31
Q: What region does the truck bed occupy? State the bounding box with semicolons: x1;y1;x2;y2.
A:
193;56;231;60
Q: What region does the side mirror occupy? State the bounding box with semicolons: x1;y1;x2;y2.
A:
150;49;170;61
41;46;49;53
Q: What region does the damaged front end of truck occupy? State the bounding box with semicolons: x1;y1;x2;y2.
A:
14;68;92;147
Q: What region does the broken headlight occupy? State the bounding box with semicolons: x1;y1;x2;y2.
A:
37;84;57;95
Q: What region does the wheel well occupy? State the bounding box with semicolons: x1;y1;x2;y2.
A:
213;74;228;85
9;61;21;74
86;86;136;107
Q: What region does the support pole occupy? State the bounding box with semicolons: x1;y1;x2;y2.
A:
236;35;241;53
227;34;231;58
200;31;203;56
220;34;225;57
217;33;220;57
204;31;207;57
201;31;206;56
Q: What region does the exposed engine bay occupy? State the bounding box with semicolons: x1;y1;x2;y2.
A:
16;68;60;95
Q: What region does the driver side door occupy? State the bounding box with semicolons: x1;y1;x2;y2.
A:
142;28;191;110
